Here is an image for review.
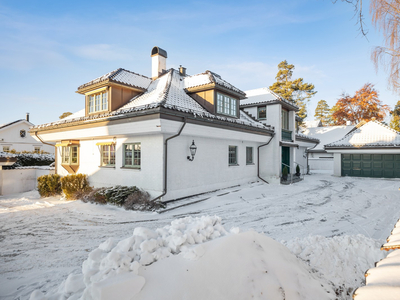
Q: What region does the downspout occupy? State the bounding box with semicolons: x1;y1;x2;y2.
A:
306;142;319;175
257;133;275;184
152;117;187;201
34;131;57;174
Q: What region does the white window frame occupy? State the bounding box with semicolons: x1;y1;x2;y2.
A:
61;146;79;165
100;144;116;167
217;93;237;117
3;146;10;152
282;109;289;130
34;146;41;153
123;143;141;169
88;91;108;114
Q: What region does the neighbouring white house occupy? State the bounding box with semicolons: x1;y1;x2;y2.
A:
325;120;400;178
301;125;355;171
0;114;54;154
30;47;319;201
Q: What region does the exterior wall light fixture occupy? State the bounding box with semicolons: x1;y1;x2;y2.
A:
187;140;197;161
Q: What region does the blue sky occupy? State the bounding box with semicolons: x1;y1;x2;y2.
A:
0;0;398;125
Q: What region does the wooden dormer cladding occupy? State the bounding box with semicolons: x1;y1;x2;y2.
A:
78;82;144;117
186;84;243;119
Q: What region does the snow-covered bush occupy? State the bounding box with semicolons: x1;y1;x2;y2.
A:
4;152;54;169
60;174;91;200
79;185;165;211
37;174;62;197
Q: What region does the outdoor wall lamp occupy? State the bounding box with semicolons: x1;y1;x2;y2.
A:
187;140;197;161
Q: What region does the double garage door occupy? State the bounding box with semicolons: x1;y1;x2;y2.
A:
342;154;400;178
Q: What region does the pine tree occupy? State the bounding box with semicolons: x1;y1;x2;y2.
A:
390;100;400;131
314;100;331;125
269;60;317;119
331;83;390;125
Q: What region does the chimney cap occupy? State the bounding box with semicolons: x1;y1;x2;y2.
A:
151;46;167;58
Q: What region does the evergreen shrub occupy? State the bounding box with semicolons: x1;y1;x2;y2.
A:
296;164;301;175
37;174;62;197
60;174;91;200
282;166;288;180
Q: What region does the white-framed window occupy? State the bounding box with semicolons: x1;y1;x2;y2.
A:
229;145;238;165
20;130;26;138
61;146;79;165
282;109;289;130
89;91;108;113
34;147;41;153
246;147;253;164
257;107;266;120
100;144;115;167
123;143;141;168
3;146;10;152
217;93;237;117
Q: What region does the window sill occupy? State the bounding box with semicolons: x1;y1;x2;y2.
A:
229;164;239;167
120;166;141;170
99;165;115;168
246;163;255;165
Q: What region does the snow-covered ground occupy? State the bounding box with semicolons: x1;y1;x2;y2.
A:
1;173;399;299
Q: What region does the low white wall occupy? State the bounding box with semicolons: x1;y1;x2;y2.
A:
308;158;334;171
0;167;54;196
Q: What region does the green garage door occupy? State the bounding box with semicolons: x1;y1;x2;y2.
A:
342;154;400;178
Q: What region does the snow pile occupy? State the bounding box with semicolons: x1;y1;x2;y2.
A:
30;216;228;300
0;151;17;157
285;235;385;298
30;216;334;300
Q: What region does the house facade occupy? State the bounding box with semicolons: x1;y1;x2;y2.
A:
31;47;319;201
240;88;319;181
301;125;355;171
325;120;400;178
1;115;54;154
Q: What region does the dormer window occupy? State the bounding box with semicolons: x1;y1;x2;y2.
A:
257;107;266;120
88;90;108;113
216;93;237;118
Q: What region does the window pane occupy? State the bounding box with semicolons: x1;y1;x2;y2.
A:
102;92;108;111
258;107;266;119
71;146;78;164
89;96;94;113
95;94;101;111
62;147;70;164
124;144;133;166
246;147;253;164
224;96;230;114
229;146;237;165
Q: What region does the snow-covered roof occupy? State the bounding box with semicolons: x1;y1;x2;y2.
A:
325;120;400;148
33;69;271;132
295;132;319;143
183;70;245;96
303;120;322;128
302;125;355;150
77;68;152;91
0;119;33;130
240;87;299;110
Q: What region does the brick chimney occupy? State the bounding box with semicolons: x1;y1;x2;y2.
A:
151;46;167;80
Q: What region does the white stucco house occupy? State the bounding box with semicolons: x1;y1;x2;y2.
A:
31;47;319;201
301;125;355;171
0;115;54;154
325;120;400;178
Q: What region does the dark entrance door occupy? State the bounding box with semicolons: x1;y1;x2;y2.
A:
282;146;290;173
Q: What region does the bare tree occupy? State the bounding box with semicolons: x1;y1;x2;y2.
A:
335;0;400;93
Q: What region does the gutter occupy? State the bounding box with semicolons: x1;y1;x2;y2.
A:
257;133;275;184
152;117;187;202
34;132;57;174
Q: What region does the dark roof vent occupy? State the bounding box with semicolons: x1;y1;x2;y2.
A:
151;46;167;58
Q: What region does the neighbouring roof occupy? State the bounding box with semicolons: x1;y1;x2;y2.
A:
302;125;355;150
240;88;299;111
33;69;272;132
183;70;246;97
77;68;152;91
0;119;33;130
302;120;322;128
325;120;400;148
295;132;319;144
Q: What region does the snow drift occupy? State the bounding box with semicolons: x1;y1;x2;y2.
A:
30;216;334;300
